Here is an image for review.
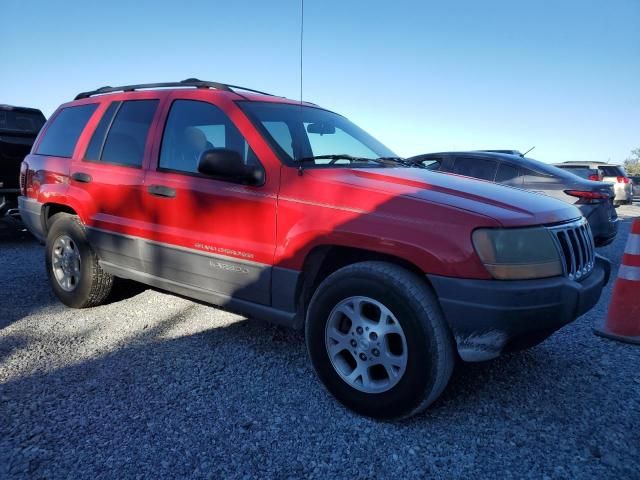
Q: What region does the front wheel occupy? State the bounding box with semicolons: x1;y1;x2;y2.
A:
305;261;454;419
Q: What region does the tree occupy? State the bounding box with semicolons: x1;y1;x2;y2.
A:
624;148;640;176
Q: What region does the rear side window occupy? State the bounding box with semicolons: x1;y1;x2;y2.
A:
452;157;498;181
495;163;519;182
35;104;98;157
86;100;158;167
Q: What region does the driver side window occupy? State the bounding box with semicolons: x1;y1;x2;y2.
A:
159;100;260;174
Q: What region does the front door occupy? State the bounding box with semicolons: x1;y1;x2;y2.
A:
142;96;278;305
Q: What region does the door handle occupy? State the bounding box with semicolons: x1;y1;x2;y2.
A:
147;184;176;198
71;172;92;183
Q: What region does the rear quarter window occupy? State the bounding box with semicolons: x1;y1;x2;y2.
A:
521;167;556;183
35;104;98;157
495;162;520;182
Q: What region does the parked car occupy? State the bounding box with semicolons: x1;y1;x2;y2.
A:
0;104;46;218
408;151;618;246
553;161;633;206
629;176;640;198
19;79;610;419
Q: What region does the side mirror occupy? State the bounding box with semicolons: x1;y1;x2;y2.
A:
197;148;264;185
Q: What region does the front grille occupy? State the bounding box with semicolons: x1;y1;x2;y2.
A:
548;218;595;281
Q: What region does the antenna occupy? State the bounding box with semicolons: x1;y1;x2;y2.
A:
300;0;304;105
297;0;305;175
521;146;535;157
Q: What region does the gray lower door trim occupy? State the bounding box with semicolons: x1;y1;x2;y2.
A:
87;227;271;305
100;261;299;328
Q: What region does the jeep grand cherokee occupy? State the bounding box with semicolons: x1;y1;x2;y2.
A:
19;79;609;419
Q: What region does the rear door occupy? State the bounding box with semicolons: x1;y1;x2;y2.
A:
71;97;160;271
142;95;278;305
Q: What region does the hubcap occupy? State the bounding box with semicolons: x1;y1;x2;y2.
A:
325;296;408;394
51;235;81;292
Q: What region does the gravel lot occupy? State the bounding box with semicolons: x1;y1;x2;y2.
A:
1;206;639;479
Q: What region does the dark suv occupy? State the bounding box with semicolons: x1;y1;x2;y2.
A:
410;151;618;246
18;80;609;419
0;104;46;218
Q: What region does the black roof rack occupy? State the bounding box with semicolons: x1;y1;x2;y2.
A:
74;78;276;100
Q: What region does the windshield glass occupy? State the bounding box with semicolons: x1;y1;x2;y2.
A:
239;102;397;166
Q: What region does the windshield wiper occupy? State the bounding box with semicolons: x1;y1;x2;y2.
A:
295;154;426;176
377;156;429;169
297;154;387;165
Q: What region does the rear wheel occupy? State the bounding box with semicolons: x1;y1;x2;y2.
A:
305;261;454;419
45;213;114;308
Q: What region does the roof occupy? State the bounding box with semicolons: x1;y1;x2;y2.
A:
554;161;623;167
73;78;316;106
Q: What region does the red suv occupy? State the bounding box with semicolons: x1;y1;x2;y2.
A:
19;79;610;419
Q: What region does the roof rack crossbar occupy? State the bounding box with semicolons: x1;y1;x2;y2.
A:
74;78;275;100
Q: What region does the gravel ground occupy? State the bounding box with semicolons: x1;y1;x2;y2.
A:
1;206;639;480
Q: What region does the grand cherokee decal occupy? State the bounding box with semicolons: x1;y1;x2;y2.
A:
194;242;255;259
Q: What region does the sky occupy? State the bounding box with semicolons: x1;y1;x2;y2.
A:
2;0;638;164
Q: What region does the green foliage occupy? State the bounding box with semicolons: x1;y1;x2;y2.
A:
624;148;640;176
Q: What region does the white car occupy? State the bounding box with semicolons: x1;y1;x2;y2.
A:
554;162;633;206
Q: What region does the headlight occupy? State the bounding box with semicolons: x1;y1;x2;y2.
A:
472;227;562;280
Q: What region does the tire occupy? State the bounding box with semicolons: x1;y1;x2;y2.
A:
45;213;114;308
305;261;454;419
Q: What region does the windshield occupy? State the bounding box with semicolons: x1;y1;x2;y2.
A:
239;102;398;167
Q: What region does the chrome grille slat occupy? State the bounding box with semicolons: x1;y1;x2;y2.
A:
572;230;584;276
565;231;576;278
579;226;592;268
587;224;595;265
548;218;595;281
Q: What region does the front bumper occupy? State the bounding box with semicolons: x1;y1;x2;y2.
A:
18;196;45;241
428;255;611;362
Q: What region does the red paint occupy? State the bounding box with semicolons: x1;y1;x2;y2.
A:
22;88;582;280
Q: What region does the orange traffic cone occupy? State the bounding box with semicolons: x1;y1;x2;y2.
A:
594;218;640;345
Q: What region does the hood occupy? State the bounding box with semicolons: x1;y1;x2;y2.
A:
318;167;582;227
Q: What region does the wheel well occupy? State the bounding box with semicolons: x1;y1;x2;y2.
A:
43;204;77;233
296;245;428;320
